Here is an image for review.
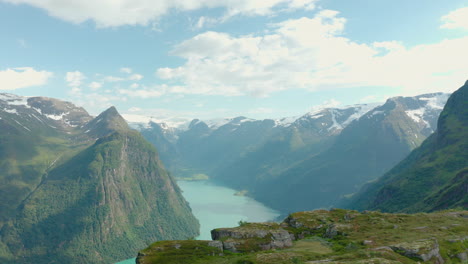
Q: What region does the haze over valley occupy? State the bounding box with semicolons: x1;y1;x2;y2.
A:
0;0;467;263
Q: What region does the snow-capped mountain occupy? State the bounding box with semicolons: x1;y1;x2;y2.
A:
0;93;92;132
138;91;450;213
290;103;381;135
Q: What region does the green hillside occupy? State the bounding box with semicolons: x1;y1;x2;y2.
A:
136;209;468;264
0;95;199;264
347;81;468;212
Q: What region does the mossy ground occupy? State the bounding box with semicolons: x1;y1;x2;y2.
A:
138;209;468;264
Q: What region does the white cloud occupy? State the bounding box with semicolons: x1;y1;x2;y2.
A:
156;10;468;97
120;67;133;74
310;99;341;112
118;87;165;98
65;71;86;87
103;73;143;82
129;74;144;81
128;107;142;112
1;0;317;27
103;76;125;82
0;67;53;90
193;16;221;29
89;81;102;91
69;87;82;96
441;7;468;30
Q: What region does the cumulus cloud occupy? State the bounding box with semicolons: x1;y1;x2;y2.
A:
1;0;317;27
129;74;144;81
193;16;221;29
103;73;143;83
156;10;468;97
0;67;53;90
120;67;133;74
118;87;165;98
89;81;102;91
65;71;86;87
441;7;468;30
103;76;125;82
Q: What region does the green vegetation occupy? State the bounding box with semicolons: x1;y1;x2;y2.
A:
0;101;200;264
137;209;468;264
347;81;468;213
141;93;445;214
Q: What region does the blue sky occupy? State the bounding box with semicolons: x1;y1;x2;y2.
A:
0;0;467;125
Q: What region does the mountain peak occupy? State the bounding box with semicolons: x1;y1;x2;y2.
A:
83;106;130;138
102;106;118;115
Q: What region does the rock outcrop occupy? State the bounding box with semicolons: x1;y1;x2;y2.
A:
137;209;468;264
211;223;294;253
390;239;444;263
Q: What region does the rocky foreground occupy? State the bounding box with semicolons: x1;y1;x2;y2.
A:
136;209;467;264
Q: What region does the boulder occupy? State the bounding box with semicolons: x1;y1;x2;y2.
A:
211;223;294;253
390;239;444;263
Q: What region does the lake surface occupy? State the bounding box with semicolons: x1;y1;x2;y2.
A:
178;180;280;240
115;180;279;263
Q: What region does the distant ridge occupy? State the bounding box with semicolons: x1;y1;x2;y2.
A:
346;81;467;212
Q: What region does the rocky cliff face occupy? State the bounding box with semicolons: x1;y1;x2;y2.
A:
136;209;468;264
0;94;199;264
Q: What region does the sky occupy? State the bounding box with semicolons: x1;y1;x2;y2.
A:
0;0;467;125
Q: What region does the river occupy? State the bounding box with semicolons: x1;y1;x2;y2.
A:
115;180;279;264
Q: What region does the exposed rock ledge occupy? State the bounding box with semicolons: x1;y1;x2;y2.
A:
136;209;468;264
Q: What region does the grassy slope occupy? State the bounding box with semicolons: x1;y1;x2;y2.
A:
347;81;468;213
252;100;427;213
1;130;199;264
137;209;468;264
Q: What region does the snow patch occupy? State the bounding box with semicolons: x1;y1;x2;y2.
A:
122;114;191;130
405;93;449;129
3;108;18;115
309;114;324;119
13;119;31;131
45;112;68;121
204;118;233;129
341;103;381;127
327;109;342;131
418;93;450;110
274;116;299;127
405;108;430;128
0;93;30;108
32;107;43;114
370;110;384;117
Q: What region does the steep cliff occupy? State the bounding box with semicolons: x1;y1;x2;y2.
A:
0;94;199;263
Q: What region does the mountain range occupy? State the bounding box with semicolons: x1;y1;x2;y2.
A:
137;92;450;213
345;80;468;212
0;94;199;264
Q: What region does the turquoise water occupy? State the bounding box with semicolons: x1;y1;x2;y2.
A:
178;180;280;240
115;258;136;264
115;180;279;263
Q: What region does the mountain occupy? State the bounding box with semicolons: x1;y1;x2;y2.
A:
136;209;468;264
138;104;380;181
0;94;199;264
138;93;449;213
251;92;450;212
345;81;468;212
